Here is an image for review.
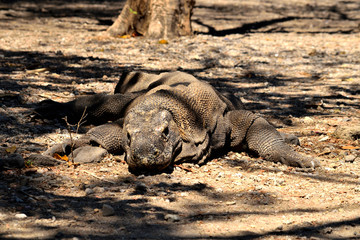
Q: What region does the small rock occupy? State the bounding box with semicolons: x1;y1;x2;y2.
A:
135;182;148;193
322;227;333;234
93;186;105;193
85;188;94;195
345;155;356;163
353;186;360;193
233;173;243;178
73;146;108;163
215;188;223;193
102;204;115;216
15;213;27;219
275;225;284;231
280;132;300;145
180;192;188;197
137;175;145;179
99;168;110;172
167;195;176;202
217;172;225;178
319;135;329;142
77;183;86;191
164;214;180;222
303;116;314;124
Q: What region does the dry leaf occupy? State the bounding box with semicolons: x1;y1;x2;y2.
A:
341;145;359;150
53;153;69;161
67;161;79;167
5;146;17;154
117;35;131;39
158;39;168;44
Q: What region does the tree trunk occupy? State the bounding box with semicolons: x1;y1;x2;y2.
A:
107;0;195;38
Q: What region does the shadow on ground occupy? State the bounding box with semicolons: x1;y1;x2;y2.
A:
1;0;359;239
0;0;125;26
1;170;359;239
194;1;360;35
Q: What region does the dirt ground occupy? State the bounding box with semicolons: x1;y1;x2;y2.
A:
0;0;360;239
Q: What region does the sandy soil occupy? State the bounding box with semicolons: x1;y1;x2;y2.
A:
0;0;360;239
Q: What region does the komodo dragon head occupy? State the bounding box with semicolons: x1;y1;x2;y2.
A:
123;107;182;173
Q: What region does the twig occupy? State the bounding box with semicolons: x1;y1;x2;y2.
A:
81;170;116;184
19;190;39;201
174;164;194;172
26;67;49;74
63;107;88;164
63;116;74;163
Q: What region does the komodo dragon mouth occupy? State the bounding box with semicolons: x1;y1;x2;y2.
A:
123;108;182;172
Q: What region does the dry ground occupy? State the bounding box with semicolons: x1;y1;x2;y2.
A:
0;0;360;239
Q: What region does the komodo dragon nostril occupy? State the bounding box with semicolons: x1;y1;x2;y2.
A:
153;149;161;156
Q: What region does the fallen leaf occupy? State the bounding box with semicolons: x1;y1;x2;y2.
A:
5;146;17;154
67;162;80;168
53;153;69;161
341;145;359;150
158;39;168;44
117;35;131;39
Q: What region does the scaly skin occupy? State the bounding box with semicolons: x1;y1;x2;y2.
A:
37;71;320;173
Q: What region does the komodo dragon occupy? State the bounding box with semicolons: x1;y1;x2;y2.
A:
36;71;320;173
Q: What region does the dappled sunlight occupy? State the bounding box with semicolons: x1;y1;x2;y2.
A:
0;0;359;239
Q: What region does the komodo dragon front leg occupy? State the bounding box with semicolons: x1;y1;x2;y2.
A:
35;92;142;160
42;120;125;163
227;110;320;168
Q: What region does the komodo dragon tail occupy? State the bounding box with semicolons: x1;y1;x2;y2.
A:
228;110;320;168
